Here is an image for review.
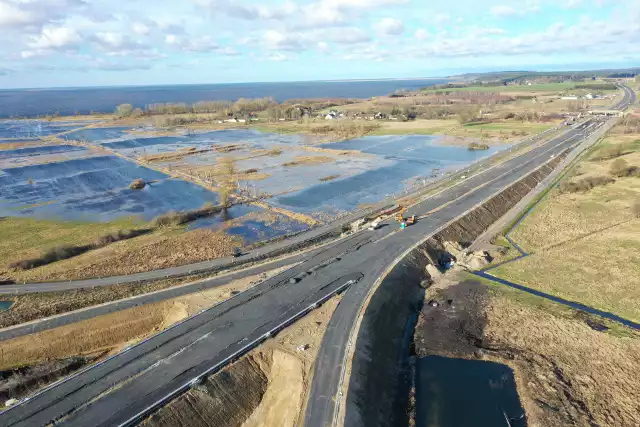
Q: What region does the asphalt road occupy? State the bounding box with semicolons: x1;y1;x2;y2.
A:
302;119;606;427
304;84;634;427
0;117;604;427
1;85;632;427
614;83;636;109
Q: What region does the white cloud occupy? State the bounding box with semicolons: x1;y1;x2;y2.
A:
265;52;290;61
263;30;302;51
195;0;408;30
415;29;429;41
317;41;329;52
28;26;82;49
490;5;519;17
433;13;451;25
0;1;36;27
491;1;540;18
565;0;581;8
375;18;404;36
165;33;237;54
132;22;150;35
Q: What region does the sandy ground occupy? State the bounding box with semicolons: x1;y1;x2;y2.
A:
415;272;640;427
0;265;291;371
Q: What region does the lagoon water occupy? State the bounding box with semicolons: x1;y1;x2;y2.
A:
0;79;447;118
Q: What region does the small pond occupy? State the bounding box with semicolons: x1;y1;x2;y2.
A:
0;301;13;311
416;356;526;427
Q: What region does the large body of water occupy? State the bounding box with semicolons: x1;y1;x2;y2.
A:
0;79;446;118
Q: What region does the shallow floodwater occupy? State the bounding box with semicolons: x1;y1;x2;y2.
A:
0;154;220;221
416;356;526;427
1;126;502;245
275;135;502;214
62;126;132;143
0;120;85;139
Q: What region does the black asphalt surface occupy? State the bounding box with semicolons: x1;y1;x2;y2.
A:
1;86;632;427
614;83;636;109
302;120;607;427
0;117;604;427
0;204;390;294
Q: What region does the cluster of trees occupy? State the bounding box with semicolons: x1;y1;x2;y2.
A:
115;103;144;119
456;106;482;124
115;97;278;119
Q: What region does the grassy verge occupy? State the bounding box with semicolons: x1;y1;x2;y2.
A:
0;216;241;283
488;122;640;322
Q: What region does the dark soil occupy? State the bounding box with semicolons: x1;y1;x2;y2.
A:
0;355;100;403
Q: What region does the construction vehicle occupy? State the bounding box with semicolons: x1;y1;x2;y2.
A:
396;209;417;229
394;206;407;222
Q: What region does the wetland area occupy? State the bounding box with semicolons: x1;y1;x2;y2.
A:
1;119;501;250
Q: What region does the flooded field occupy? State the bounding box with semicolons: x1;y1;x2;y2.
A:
416;356;525;427
275;135;502;215
0;154;222;222
0;144;97;168
2;124;503;246
82;128;500;217
0;120;89;140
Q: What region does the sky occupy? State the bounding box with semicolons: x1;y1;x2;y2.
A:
0;0;639;89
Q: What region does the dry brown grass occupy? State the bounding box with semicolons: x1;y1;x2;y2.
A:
8;228;241;282
484;287;640;427
283;155;336;167
493;128;640;322
140;148;213;163
0;141;47;151
494;220;640;322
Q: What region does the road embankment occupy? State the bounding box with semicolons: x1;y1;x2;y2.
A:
342;151;570;427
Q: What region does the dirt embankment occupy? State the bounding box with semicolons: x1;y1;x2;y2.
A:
144;296;341;427
144;352;272;427
343;250;427;427
416;275;640;427
342;153;570;426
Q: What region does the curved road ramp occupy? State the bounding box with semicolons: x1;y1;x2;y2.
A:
0;111;628;427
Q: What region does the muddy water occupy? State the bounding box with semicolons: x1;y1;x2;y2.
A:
416;356;525;427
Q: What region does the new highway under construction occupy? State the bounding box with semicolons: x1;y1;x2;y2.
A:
0;85;635;427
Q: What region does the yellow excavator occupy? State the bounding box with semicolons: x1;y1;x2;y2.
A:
394;207;416;229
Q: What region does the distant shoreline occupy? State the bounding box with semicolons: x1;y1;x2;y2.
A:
0;79;448;118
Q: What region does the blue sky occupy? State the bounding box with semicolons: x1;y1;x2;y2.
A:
0;0;639;88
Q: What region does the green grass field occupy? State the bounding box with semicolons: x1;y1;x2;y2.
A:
487;125;640;323
0;217;148;273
